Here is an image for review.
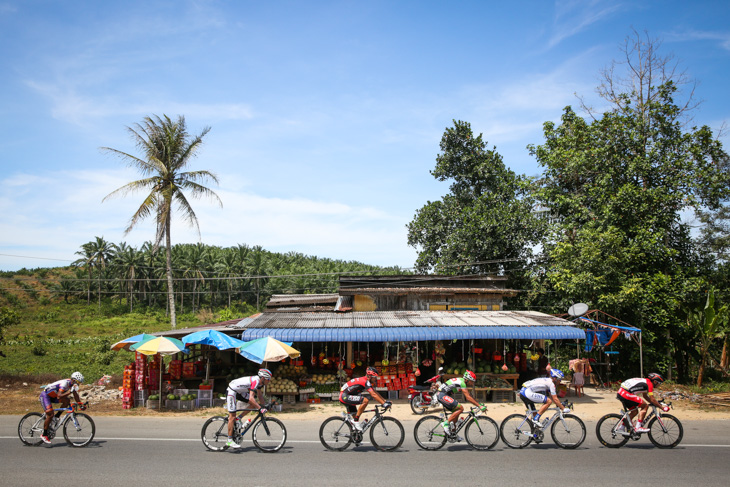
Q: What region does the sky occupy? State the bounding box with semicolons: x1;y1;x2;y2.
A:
1;0;729;271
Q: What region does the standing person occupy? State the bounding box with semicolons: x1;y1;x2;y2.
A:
616;373;669;432
536;348;549;377
339;366;390;431
225;369;272;448
436;370;487;439
39;372;84;444
519;369;570;428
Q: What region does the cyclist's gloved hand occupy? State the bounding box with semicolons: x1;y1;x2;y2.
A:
480;404;488;412
662;406;670;412
259;408;267;414
383;401;392;409
562;407;571;414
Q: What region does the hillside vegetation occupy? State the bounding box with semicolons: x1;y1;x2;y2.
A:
0;242;403;382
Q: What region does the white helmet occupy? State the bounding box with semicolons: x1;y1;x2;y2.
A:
71;371;84;383
258;368;272;380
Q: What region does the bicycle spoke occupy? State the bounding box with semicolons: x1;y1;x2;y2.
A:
551;415;585;449
648;414;683;448
465;417;500;450
595;414;629;448
201;417;230;451
499;414;533;449
63;413;95;447
414;415;447;450
253;418;287;452
369;417;404;451
319;416;353;451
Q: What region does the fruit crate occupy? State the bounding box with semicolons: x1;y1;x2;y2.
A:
146;399;161;409
491;390;515;403
197;389;214;400
196;396;214;408
178;399;196;410
281;394;296;405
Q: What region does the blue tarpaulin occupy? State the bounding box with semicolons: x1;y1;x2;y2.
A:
240;325;585;342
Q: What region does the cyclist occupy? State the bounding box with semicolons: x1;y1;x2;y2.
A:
519;368;570;428
339;366;391;431
616;372;669;433
39;371;84;444
225;368;272;448
436;370;487;438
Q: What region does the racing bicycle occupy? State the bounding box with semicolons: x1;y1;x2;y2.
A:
595;400;683;448
413;405;500;450
18;402;95;447
201;400;287;452
500;400;586;449
319;404;405;451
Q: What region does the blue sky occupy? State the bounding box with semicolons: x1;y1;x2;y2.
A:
1;1;728;271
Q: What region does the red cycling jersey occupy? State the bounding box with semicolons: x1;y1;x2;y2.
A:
340;376;374;395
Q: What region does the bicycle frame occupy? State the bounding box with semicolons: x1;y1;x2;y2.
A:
435;406;483;436
231;401;276;438
615;401;672;436
44;403;87;438
341;404;389;434
517;401;574;433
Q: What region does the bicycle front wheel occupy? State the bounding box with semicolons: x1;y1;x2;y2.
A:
319;416;353;451
551;414;585;449
595;414;629;448
18;412;45;446
201;416;231;451
369;417;404;451
465;416;500;450
413;415;447;450
253;417;287;452
499;414;533;449
63;413;95;447
648;414;683;448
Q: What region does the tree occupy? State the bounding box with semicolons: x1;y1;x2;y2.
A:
686;289;728;386
407;120;545;278
530;34;730;380
0;306;20;357
102;115;222;328
74;237;115;310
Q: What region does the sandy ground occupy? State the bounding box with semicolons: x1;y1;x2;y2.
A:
3;381;729;421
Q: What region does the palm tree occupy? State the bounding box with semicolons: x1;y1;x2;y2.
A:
74;237;115;310
102;115;222;328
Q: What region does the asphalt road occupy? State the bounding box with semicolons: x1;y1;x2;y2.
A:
1;416;729;486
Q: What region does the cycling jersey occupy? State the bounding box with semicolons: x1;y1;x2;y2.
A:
44;379;77;398
619;378;653;394
438;377;467;395
340;376;374;395
228;376;263;394
521;377;557;397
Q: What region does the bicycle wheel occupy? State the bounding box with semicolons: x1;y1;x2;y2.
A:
63;413;95;447
369;417;405;451
551;414;585;449
595;414;629;448
648;414;683;449
413;415;447;450
319;416;353;451
464;416;500;450
18;412;45;446
252;417;287;452
201;416;231;451
499;414;534;449
410;395;428;415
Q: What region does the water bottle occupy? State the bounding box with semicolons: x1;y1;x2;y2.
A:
244;418;252;430
455;418;464;429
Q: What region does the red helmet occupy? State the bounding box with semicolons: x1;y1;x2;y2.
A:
463;370;476;382
647;372;664;385
366;366;379;378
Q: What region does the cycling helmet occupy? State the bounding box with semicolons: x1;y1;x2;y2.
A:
258;368;272;380
71;372;84;383
549;369;565;380
647;372;664;385
366;366;379;378
463;370;476;382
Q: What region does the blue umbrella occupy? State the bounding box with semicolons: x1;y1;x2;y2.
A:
181;329;247;350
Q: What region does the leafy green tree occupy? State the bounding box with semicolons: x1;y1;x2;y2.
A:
0;306;20;357
102;115;222;328
529;48;730;379
685;289;728;386
407;120;545;279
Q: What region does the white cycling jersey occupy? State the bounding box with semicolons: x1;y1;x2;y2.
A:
227;376;262;394
522;377;557;397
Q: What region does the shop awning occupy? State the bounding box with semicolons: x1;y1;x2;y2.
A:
231;310;585;342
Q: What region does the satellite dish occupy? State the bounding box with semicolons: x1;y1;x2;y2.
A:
568;303;589;317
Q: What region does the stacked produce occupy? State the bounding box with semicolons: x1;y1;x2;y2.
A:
475;375;512;389
311;373;337;385
267;378;299;394
275;364;308;381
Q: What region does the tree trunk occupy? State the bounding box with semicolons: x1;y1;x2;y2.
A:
165;219;177;329
697;352;706;387
721;336;729;370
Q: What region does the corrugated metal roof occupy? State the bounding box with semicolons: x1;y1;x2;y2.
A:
266;293;339;307
230;310;585;342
